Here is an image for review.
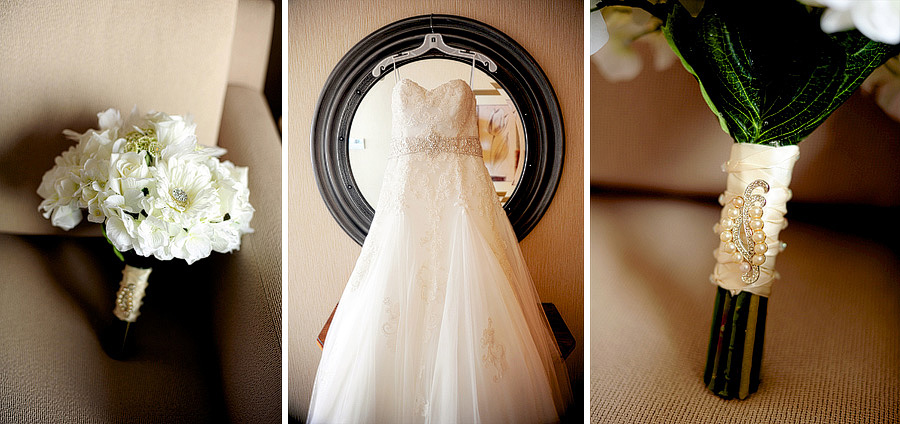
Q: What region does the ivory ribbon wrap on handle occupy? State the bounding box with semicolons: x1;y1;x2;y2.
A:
113;265;152;322
711;143;800;297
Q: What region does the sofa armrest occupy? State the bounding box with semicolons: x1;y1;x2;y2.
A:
212;84;282;423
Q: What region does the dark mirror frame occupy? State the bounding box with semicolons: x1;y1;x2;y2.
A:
311;14;564;245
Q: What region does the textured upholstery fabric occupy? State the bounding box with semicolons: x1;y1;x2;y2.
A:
590;196;899;423
590;60;900;206
0;235;228;422
211;84;282;423
0;0;239;235
228;0;275;91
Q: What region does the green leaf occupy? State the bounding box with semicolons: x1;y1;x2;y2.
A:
102;224;125;262
662;0;900;145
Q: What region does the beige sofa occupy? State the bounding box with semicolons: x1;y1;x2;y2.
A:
589;58;900;422
0;1;281;422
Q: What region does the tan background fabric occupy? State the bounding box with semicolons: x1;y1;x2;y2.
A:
590;48;900;206
288;0;584;419
211;85;283;424
0;0;239;235
0;235;229;422
590;197;899;423
228;0;276;92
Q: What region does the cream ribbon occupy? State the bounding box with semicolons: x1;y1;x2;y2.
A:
711;143;800;297
113;265;152;322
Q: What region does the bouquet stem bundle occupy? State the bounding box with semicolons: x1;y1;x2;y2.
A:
704;288;767;399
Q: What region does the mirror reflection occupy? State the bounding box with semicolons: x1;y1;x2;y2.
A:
348;58;526;207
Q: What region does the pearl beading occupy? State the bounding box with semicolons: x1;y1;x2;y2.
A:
389;134;482;158
113;265;152;322
709;143;799;298
718;179;769;285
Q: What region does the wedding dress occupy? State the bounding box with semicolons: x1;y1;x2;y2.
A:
307;76;571;423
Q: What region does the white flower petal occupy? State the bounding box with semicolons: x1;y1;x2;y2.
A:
105;214;134;252
806;0;900;44
821;8;860;33
97;108;122;131
590;11;610;55
850;1;900;44
592;44;644;82
50;203;82;230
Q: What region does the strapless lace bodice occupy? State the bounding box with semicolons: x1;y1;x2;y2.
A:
389;78;481;158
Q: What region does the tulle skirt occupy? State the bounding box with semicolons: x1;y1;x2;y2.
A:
307;154;571;423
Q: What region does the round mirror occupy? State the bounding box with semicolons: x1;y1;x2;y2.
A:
348;58;526;208
312;14;563;245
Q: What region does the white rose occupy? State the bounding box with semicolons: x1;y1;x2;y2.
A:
106;151;153;214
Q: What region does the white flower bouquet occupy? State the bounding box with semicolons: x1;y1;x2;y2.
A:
38;108;254;328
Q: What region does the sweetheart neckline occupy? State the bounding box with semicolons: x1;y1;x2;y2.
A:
395;78;472;94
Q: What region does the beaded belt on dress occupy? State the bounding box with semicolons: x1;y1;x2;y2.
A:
389;134;482;158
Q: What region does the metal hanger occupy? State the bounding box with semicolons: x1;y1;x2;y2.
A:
371;17;498;77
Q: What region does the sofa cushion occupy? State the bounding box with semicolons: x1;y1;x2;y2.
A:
590;196;899;422
0;1;238;235
0;235;227;422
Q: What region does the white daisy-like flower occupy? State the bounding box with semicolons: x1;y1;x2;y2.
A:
151;156;219;227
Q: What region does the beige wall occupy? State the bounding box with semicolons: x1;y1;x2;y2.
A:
288;0;583;419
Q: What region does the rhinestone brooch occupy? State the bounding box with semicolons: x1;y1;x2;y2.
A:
719;179;769;285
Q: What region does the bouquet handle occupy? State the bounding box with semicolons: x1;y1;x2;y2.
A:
113;265;152;322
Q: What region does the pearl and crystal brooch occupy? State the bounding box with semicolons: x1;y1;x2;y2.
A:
719;179;770;285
